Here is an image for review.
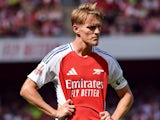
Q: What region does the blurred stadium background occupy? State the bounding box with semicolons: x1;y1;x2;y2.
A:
0;0;160;120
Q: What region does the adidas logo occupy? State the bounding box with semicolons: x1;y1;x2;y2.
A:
67;67;78;75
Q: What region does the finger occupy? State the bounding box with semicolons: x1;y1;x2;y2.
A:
99;111;105;117
66;99;73;105
105;116;112;120
68;108;75;115
68;104;75;109
100;112;106;120
100;111;111;120
67;110;74;116
65;99;75;109
66;101;75;115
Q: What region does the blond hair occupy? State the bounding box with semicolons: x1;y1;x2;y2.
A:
71;2;104;26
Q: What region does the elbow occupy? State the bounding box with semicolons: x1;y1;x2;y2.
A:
20;86;26;98
20;78;37;98
20;83;30;99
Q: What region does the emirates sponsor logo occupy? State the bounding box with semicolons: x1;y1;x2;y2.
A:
65;79;104;89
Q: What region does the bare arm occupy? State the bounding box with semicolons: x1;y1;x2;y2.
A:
99;84;134;120
111;84;134;120
20;78;75;119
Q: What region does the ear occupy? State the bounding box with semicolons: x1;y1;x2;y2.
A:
72;24;79;34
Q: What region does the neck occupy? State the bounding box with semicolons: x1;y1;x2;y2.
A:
72;39;93;57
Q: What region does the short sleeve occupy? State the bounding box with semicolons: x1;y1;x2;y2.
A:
108;58;128;90
27;61;55;88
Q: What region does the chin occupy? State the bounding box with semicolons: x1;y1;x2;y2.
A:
94;40;99;45
92;42;98;46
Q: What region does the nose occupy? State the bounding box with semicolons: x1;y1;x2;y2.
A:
94;27;101;35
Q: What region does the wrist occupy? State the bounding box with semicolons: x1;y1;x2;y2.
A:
51;110;58;119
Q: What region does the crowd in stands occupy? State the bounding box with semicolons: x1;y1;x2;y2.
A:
95;0;160;35
0;0;160;37
0;0;65;37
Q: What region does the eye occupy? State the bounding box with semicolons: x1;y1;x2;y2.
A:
87;25;102;31
87;26;96;31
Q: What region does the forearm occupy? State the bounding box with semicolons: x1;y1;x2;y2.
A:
20;79;57;118
25;92;57;118
111;92;134;120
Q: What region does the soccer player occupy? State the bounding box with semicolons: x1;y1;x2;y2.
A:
20;2;134;120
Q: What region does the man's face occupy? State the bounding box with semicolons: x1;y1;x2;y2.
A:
76;15;102;46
